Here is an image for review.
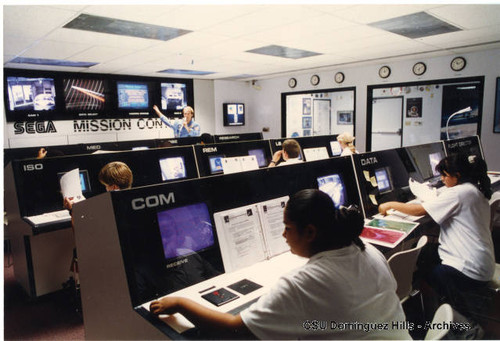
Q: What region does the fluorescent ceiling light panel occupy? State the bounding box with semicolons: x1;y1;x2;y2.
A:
369;12;461;39
158;69;215;75
246;45;321;59
63;14;192;42
9;57;98;68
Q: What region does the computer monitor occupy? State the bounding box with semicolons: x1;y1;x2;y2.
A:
330;141;342;156
248;148;267;167
428;152;442;177
208;155;225;174
116;81;149;110
374;167;392;193
303;147;329;161
317;174;346;208
159;156;187;181
58;169;92;194
156;202;215;260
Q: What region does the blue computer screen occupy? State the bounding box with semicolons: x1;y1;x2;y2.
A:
317;174;346;208
157;203;215;260
117;82;149;109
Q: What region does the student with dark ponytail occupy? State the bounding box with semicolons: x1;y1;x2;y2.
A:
150;189;410;339
379;153;495;320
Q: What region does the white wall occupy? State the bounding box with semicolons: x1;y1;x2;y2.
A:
220;48;500;169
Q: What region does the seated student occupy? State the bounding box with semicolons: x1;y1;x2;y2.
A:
153;104;201;137
150;189;411;339
268;139;302;167
337;132;358;156
200;133;213;145
64;161;133;210
379;154;494;324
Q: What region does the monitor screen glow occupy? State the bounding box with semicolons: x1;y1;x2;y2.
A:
161;83;187;111
223;103;245;126
375;168;392;193
117;82;149;109
330;141;342;156
159;156;187;181
248;148;267;167
208;155;225;174
63;78;107;111
7;76;56;111
157;202;215;260
428;152;443;177
317;174;346;208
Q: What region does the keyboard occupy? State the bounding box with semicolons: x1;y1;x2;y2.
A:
24;209;71;227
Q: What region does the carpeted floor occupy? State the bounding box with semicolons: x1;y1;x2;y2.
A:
4;254;85;340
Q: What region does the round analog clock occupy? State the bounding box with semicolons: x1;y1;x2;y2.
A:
451;56;466;71
310;74;320;86
378;65;391;79
412;62;427;76
334;72;345;84
288;77;297;88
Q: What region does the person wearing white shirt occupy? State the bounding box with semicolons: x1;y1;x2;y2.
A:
150;189;410;340
268;139;303;167
379;154;494;323
337;131;358;156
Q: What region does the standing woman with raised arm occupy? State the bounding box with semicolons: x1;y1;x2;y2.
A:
379;153;494;324
153;105;201;137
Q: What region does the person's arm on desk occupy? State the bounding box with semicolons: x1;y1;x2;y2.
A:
150;297;251;336
379;201;427;216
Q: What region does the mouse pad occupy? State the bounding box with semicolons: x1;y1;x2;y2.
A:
228;279;263;295
201;288;239;307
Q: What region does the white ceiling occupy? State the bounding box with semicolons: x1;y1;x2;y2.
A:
4;4;500;80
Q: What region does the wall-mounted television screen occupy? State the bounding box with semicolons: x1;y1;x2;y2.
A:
63;78;108;111
248;148;267;167
6;76;56;111
161;83;187;111
317;174;346;208
223;103;245;126
159;156;187;181
374;167;392;193
157;202;215;260
208;155;225;174
117;81;149;110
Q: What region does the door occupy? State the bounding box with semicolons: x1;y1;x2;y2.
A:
371;97;403;151
313;99;331;136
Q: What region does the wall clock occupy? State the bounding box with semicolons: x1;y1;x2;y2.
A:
288;77;297;88
378;66;391;79
451;56;466;71
412;62;427;76
310;74;320;86
334;72;345;84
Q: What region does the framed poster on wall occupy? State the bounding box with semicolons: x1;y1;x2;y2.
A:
337;111;353;125
495;77;500;133
303;98;311;115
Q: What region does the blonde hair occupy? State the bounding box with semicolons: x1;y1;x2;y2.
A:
337;132;356;153
182;106;194;117
98;161;133;190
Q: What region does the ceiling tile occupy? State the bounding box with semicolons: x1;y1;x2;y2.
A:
18;40;93;60
429;4;500;30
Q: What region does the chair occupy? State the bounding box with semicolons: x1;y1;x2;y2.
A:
424;303;453;340
388;235;428;303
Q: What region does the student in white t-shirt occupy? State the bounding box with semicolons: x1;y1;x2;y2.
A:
268;139;303;167
379;153;494;320
150;189;410;339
